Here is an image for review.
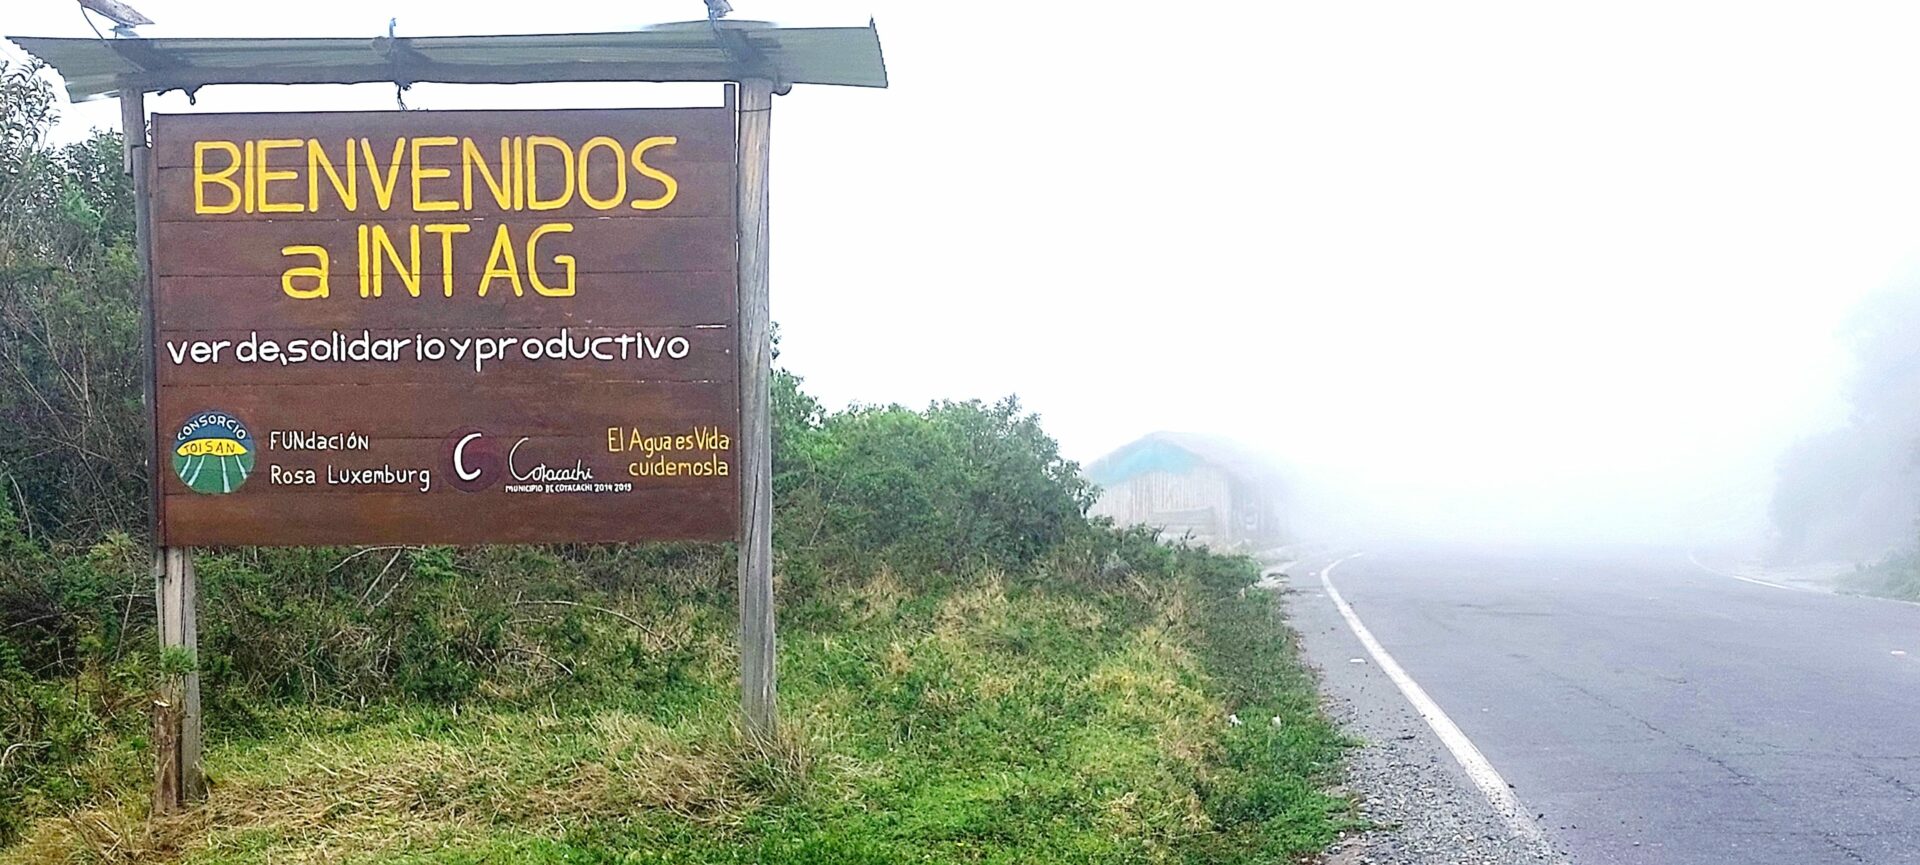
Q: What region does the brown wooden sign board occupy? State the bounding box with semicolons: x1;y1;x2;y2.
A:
149;108;741;546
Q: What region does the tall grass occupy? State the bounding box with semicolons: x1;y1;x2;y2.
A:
3;531;1353;864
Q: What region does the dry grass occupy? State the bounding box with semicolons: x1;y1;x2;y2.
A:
1087;624;1220;769
2;705;826;865
851;566;908;622
932;571;1011;641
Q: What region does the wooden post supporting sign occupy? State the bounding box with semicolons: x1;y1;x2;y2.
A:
154;548;203;807
123;81;204;810
735;78;777;742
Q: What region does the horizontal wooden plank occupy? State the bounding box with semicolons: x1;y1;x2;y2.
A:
152;107;735;167
161;432;735;497
156;271;737;331
153;216;734;278
154;160;733;222
157;380;738;439
156;379;740;545
155;325;734;386
162;484;737;546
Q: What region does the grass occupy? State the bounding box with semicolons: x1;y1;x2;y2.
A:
2;559;1353;864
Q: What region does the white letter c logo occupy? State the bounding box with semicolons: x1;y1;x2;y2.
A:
454;431;484;481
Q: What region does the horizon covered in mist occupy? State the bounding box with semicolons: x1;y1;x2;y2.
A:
10;1;1920;550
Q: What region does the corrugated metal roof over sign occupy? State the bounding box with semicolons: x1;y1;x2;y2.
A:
7;21;886;101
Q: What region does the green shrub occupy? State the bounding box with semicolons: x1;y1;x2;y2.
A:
777;395;1094;575
0;494;153;844
0;60;145;543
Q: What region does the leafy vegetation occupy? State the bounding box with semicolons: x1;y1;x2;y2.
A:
0;61;145;543
1837;550;1920;601
4;532;1355;864
0;59;1353;862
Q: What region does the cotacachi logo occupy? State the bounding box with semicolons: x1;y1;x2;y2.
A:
173;410;254;494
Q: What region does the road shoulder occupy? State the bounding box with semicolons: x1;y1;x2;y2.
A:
1273;557;1568;865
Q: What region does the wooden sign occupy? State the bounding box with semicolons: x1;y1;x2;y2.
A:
148;108;740;546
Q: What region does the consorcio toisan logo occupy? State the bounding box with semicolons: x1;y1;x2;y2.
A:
172;410;254;494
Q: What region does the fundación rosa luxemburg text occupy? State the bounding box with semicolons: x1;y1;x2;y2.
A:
190;133;685;300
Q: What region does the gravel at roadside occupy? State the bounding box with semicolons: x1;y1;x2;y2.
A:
1274;561;1569;865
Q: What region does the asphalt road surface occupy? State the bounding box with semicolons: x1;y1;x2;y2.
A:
1291;545;1920;865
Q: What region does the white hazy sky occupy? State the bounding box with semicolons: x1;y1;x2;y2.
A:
6;1;1915;544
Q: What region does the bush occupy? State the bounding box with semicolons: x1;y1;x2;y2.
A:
0;60;145;543
777;394;1094;575
0;491;152;844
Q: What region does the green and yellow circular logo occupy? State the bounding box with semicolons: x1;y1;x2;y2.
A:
172;410;254;494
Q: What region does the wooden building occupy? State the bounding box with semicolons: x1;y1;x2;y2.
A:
1086;432;1289;551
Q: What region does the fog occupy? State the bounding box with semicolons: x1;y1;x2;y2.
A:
12;1;1920;552
1769;276;1920;563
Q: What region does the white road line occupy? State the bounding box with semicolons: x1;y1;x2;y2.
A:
1685;552;1799;592
1319;554;1553;847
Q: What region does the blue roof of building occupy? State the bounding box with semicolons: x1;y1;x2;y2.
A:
1086;432;1286;489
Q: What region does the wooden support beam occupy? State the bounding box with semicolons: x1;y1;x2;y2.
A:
735;77;777;742
154;547;203;806
150;693;179;813
121;84;159;548
124;81;203;811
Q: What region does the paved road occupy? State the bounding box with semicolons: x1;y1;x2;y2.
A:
1291;545;1920;865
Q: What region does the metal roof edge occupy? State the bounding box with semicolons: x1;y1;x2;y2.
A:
8;23;888;101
